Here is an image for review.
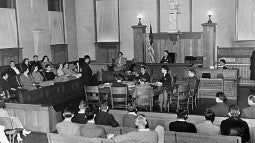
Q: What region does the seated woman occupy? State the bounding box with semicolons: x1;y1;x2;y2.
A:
20;58;32;73
160;50;172;63
19;67;37;91
62;62;81;78
44;64;68;83
31;66;54;87
0;100;31;142
56;63;65;77
40;55;53;69
114;52;126;71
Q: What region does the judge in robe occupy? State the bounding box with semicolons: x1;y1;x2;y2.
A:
160;50;173;63
114;52;126;71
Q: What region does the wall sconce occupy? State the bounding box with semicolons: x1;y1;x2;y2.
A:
207;10;213;24
137;13;143;25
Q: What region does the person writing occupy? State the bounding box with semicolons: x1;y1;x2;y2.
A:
160;50;172;63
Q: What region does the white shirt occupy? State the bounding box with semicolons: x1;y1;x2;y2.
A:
0;125;9;143
11;67;20;74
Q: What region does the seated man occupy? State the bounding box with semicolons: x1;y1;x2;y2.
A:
196;109;220;135
6;61;21;88
0;71;18;99
94;102;119;127
209;92;229;117
220;105;250;143
219;59;227;69
112;114;158;143
185;69;199;92
44;64;68;83
123;105;138;128
56;107;80;136
71;100;89;124
242;94;255;118
80;107;107;138
169;108;197;133
135;66;150;82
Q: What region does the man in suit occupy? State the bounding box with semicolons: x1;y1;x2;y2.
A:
242;95;255;118
135;66;150;82
123;105;138;128
81;55;93;85
160;50;173;63
72;100;88;124
6;61;21;88
94;102;119;127
112;114;158;143
30;55;42;70
80;106;107;138
209;92;229;117
220;105;250;143
185;69;199;93
196;109;220;135
56;107;80;136
169;108;197;133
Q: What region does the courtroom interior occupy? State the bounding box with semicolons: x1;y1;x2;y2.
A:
0;0;255;143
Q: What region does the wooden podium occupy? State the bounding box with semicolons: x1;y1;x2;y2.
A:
132;25;147;63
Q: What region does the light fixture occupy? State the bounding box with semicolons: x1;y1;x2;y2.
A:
207;10;213;24
137;13;143;25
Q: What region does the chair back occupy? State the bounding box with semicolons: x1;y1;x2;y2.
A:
84;85;100;102
177;84;190;100
110;86;128;109
136;86;152;106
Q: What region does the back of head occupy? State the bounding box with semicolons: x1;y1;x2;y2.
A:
115;74;123;81
0;70;8;78
228;104;240;117
248;95;255;105
135;114;148;128
216;92;227;102
176;108;188;120
204;109;215;123
84;55;90;60
63;107;74;118
127;104;138;114
79;100;89;109
100;102;108;111
85;107;95;121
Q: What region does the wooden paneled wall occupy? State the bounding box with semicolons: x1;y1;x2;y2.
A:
0;48;22;66
152;32;202;63
51;44;68;64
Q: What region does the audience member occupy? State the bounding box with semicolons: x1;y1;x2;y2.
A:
113;114;158;143
158;65;171;111
30;55;42;70
80;106;107;138
169;108;197;133
56;63;65;77
136;66;150;82
0;71;18;99
20;58;31;73
31;66;54;87
220;105;250;143
6;61;20;88
56;107;80;136
81;55;93;85
114;51;126;71
19;67;37;91
185;69;199;93
41;55;52;69
94;102;119;127
160;50;172;63
71;100;89;124
44;64;56;81
242;95;255;118
209;92;229;117
123;105;138;128
0;100;31;142
63;62;81;78
219;59;227;69
196;109;220;135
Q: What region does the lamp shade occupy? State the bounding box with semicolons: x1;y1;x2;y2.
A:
137;13;143;19
207;10;213;16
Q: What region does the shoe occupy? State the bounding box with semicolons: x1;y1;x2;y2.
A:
22;129;31;136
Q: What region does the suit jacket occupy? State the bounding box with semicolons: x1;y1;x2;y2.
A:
94;111;119;127
209;103;229;117
81;62;92;85
123;113;137;128
80;122;107;138
160;55;172;63
169;121;197;133
242;105;255;118
44;71;56;81
6;67;20;76
220;116;250;143
160;73;171;89
114;129;158;143
56;121;80;136
20;63;31;73
139;72;150;82
196;121;220;135
19;74;37;91
0;78;15;91
71;113;88;124
185;76;199;93
30;61;42;70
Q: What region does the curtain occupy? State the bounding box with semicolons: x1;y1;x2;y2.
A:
48;11;64;44
0;8;17;48
237;0;255;40
96;0;119;42
33;29;45;55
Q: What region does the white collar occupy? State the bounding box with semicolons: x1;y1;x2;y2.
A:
78;110;85;114
128;112;137;116
138;128;150;131
87;120;95;123
177;119;186;122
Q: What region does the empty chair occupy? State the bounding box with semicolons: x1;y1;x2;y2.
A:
189;79;200;111
133;86;153;111
110;86;128;109
84;85;100;105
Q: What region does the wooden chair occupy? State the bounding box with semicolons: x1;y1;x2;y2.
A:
168;84;190;113
134;86;153;111
0;117;23;143
84;85;100;105
189;79;200;111
110;86;128;109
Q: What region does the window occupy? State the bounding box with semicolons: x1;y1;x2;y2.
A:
48;0;63;11
0;0;15;8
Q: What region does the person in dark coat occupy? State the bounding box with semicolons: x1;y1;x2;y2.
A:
30;55;42;71
81;55;93;85
71;100;88;124
209;92;229;117
20;58;32;73
250;51;255;80
160;50;172;63
136;66;150;82
94;102;119;127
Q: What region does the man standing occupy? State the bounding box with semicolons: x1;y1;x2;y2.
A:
81;55;92;85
